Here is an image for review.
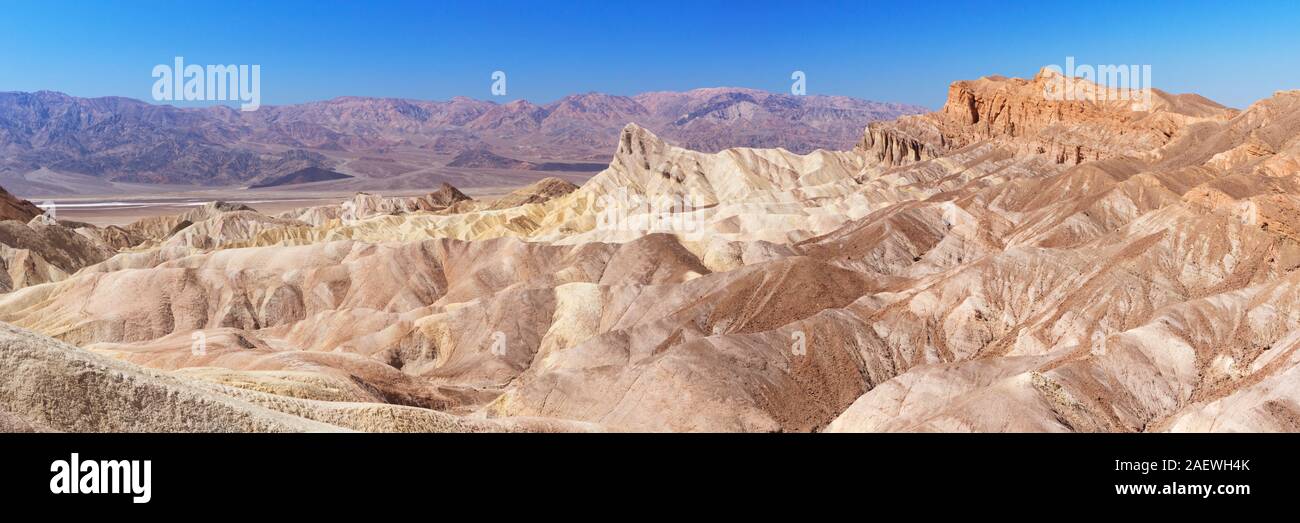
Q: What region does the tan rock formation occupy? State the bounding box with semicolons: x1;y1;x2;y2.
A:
6;70;1300;433
860;68;1235;167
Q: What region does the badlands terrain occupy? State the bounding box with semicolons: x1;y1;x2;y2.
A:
4;69;1300;432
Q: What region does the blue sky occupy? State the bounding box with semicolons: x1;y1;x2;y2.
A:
0;0;1295;109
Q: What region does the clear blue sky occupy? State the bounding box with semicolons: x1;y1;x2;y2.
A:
0;0;1295;109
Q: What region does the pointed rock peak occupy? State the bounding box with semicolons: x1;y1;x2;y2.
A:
1034;66;1063;80
485;177;580;210
618;123;665;149
429;182;472;205
615;123;671;169
525;177;579;195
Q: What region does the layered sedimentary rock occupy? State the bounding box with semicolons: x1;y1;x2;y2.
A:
277;184;473;227
485;177;579;210
4;71;1300;433
860;68;1234;167
0;190;121;291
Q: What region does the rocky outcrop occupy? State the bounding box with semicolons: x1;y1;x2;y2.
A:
0;186;42;222
277;184;475;228
10;72;1300;433
424;182;473;208
860;69;1235;167
859;119;944;165
0;217;116;292
487;177;579;210
125;201;257;242
0;321;598;432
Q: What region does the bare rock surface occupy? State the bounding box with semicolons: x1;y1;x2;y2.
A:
6;71;1300;432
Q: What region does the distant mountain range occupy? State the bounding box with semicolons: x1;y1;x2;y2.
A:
0;88;926;193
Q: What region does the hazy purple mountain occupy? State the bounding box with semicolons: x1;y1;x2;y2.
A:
0;88;927;189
